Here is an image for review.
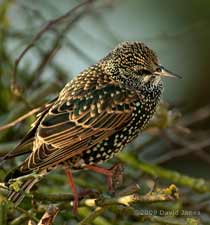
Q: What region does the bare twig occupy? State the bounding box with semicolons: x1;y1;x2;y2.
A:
3;82;60;131
9;208;38;225
0;107;41;132
78;206;108;225
11;0;94;95
10;214;29;225
117;183;140;196
16;208;39;223
152;138;210;164
180;105;210;126
29;46;61;88
142;20;209;43
194;150;210;164
7;173;45;193
29;4;90;88
0;141;18;156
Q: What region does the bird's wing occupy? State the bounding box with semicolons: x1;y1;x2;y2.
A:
1;100;56;162
21;84;137;171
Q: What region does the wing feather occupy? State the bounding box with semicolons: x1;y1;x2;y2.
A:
20;84;137;172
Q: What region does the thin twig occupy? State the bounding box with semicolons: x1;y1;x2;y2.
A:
8;173;43;184
3;82;60;131
194;150;210;164
29;45;61;88
10;214;29;225
11;0;94;94
0;141;18;156
16;207;39;223
29;5;89;88
0;107;41;132
152;138;210;164
117;183;140;196
78;206;108;225
180;105;210;126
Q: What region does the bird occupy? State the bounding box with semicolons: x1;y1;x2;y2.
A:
2;41;180;212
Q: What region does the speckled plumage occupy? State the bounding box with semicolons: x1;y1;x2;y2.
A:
4;41;174;206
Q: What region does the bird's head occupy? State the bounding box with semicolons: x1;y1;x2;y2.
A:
104;41;180;91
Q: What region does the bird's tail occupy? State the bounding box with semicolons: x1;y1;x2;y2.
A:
7;178;39;207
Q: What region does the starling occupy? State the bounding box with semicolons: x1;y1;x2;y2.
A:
3;41;180;212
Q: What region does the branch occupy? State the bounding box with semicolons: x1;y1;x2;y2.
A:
0;107;41;132
1;182;178;224
11;0;95;95
118;152;210;193
23;184;139;204
27;184;177;207
7;173;45;193
78;206;108;225
10;214;29;225
9;208;38;225
78;184;178;225
180;104;210;127
2;81;60;131
152;137;210;164
2;183;176;206
84;184;178;207
16;207;39;224
0;142;17;156
29;2;91;88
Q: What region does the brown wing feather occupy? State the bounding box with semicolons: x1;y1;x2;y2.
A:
20;83;137;172
1;100;56;162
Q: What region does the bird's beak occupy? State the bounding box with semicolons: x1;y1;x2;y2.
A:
155;65;182;79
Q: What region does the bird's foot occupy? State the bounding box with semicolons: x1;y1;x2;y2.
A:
64;163;124;213
108;163;124;192
64;167;78;214
85;163;124;193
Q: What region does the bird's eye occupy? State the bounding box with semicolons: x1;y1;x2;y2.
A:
156;67;162;73
137;69;151;76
